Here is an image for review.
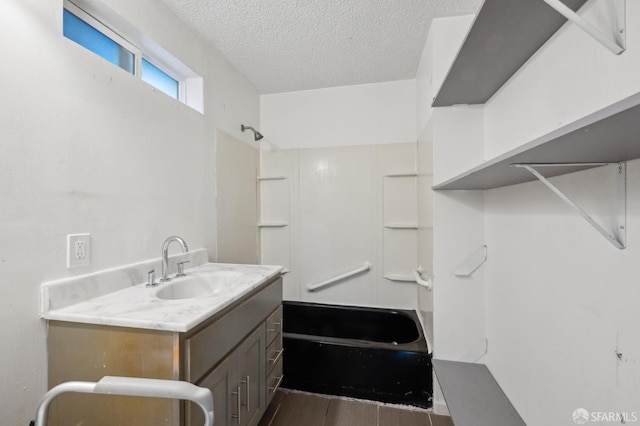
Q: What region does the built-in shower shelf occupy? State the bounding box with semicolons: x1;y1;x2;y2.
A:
258;222;288;228
257;176;287;181
384;224;418;229
384;173;417;178
383;275;415;282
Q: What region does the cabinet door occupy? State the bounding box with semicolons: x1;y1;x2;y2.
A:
188;354;237;426
236;324;266;426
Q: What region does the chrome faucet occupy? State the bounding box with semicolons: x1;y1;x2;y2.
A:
160;236;189;282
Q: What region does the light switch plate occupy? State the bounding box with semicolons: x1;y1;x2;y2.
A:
67;233;91;268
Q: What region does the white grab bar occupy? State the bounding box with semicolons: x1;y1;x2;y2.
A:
307;262;372;292
34;376;214;426
414;268;432;291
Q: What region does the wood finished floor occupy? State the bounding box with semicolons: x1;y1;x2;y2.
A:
259;390;454;426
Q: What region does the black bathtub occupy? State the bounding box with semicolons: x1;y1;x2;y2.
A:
282;301;432;408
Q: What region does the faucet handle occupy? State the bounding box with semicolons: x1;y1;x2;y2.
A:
176;261;190;277
146;270;157;287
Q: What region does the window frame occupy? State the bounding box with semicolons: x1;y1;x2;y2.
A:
63;0;185;103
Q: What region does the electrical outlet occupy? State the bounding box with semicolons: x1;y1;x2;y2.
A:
67;233;90;268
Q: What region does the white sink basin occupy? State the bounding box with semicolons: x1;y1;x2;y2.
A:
155;271;243;300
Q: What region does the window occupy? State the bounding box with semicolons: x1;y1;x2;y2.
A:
62;0;203;112
141;58;179;99
63;9;134;75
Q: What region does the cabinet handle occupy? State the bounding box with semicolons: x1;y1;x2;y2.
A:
268;321;282;333
269;375;284;392
231;386;241;425
241;375;250;412
269;348;284;365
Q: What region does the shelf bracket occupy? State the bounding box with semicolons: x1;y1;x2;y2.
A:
542;0;626;54
512;163;626;249
453;245;487;277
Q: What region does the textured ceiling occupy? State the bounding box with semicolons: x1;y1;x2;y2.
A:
160;0;482;94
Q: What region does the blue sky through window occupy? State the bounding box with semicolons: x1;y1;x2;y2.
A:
63;9;134;74
142;59;179;100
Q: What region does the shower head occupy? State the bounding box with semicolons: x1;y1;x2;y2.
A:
241;124;264;141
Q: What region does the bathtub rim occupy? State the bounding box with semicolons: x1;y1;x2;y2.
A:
282;301;430;354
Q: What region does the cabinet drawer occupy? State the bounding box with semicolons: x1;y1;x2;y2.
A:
266;356;284;404
266;334;283;375
266;305;283;346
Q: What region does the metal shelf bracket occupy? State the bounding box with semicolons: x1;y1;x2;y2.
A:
543;0;626;54
512;162;626;249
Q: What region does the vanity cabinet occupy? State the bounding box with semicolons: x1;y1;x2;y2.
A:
187;324;266;426
46;276;282;426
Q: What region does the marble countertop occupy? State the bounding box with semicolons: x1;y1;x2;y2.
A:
42;260;283;333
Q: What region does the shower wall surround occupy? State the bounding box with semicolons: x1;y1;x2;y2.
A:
259;79;421;309
260;142;424;309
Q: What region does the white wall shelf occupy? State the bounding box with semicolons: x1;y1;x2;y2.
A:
257;176;287;181
433;360;526;426
432;91;640;191
382;167;418;292
384;173;417;178
432;0;588;107
257;168;291;281
258;222;288;228
384;224;418;229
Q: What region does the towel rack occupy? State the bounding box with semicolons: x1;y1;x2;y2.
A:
306;262;372;292
34;376;214;426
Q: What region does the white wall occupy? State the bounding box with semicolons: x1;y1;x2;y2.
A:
0;1;259;423
416;120;434;345
216;130;259;264
484;163;640;425
416;15;484;413
261;80;417;149
482;1;640;424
